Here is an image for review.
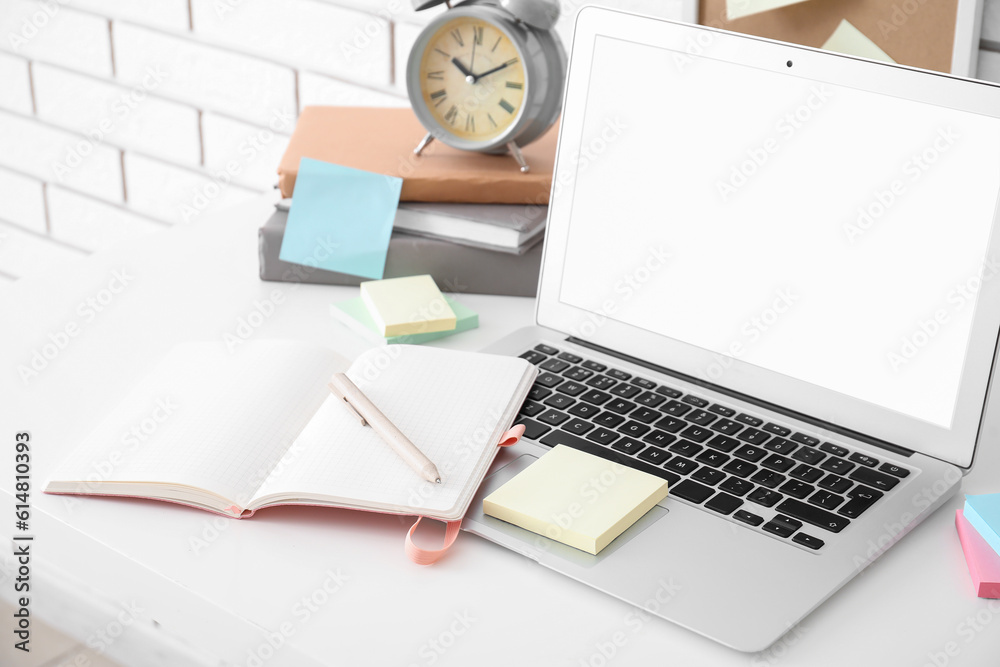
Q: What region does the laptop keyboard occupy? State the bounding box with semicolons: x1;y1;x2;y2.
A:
516;344;913;552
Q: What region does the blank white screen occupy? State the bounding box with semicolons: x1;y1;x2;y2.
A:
559;36;1000;428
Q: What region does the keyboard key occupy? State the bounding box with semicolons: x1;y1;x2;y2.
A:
734;510;764;526
540;429;681;485
520;351;546;364
517;418;551;441
563;419;594;436
750;469;786;489
820;442;849;457
733;445;768;462
643;430;676;448
671;480;715;503
534;344;559;355
611;438;645;456
654;415;686;433
586;427;619;446
564;367;594;381
692;467;726;485
706;434;740;453
635;391;666;408
538;409;570;426
762;515;802;538
706;492;744;515
776;498;850;533
631;377;657;390
610;384;641;399
655;385;682;398
581;360;607;372
663;400;692;417
849;466;899;492
838;486;883;518
761;454;795;473
568;402;601;419
580;390;612;406
735;413;763;427
586;375;617;390
792;447;825;465
849;452;880;468
762;423;791;437
606;399;636;415
638;447;670;465
792;533;825;550
809;490;844;510
682;395;709;408
606;368;631;381
711;419;743;435
528;386;552;401
790;464;824;484
719;477;754;496
535;372;564;388
696;449;729;467
879;463;911;478
680;425;713;443
737;428;771;446
818;456;853;475
540;358;571;373
708;404;736;417
687;409;717;426
619;421;652;438
763;437;798;455
722;459;758;478
630;407;662;424
594;412;626;428
790;433;820;447
543;394;575;410
669;439;703;457
818;473;853;494
556;381;587;397
558;352;582;363
747;487;782;507
779;479;815;499
664;456;698;475
520;401;545;417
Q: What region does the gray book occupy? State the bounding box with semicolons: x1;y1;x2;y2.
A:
258;209;542;297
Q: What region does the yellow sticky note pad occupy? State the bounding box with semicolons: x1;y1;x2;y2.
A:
821;19;896;64
483;446;669;555
360;274;457;337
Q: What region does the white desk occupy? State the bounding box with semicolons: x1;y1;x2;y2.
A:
2;196;1000;667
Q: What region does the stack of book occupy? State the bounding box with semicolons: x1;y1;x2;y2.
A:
955;493;1000;598
258;106;557;297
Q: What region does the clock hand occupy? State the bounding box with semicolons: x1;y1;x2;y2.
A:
450;57;475;82
472;60;513;83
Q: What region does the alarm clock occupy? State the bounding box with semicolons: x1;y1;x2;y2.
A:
405;0;567;172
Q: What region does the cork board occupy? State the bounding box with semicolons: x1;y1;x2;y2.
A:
699;0;964;74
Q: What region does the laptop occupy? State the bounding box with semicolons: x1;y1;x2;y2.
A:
462;7;1000;652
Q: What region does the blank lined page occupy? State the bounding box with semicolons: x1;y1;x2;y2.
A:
48;341;344;507
251;346;533;519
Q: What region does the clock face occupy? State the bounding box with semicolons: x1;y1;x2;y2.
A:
418;15;527;143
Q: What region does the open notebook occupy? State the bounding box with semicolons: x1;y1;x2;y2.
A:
46;341;536;522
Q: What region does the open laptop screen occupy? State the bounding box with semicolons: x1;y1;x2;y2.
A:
557;34;1000;430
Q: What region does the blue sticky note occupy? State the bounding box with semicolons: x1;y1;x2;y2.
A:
966;494;1000;557
279;158;402;279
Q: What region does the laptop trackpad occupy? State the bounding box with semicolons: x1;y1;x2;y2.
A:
467;454;669;568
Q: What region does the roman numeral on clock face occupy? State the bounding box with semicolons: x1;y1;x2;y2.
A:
473;26;483;46
498;98;515;114
465;114;475;132
450;29;464;47
443;105;458;125
430;89;447;106
427;71;444;80
505;81;522;89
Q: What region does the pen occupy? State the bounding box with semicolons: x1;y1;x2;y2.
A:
328;373;442;484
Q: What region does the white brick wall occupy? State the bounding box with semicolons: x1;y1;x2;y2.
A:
1;0;1000;282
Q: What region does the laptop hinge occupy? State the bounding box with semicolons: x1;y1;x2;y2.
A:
566;336;916;458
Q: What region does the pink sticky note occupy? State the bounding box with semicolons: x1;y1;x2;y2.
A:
956;509;1000;599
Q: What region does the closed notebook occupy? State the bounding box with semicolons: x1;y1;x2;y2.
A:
483;445;670;555
45;341;535;522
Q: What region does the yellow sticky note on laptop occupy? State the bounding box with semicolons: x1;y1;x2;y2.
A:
360;274;457;337
484;446;669;555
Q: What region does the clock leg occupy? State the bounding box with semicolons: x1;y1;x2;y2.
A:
507;141;530;174
413;132;435;156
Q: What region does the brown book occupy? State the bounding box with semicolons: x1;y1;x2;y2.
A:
277;106;558;204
